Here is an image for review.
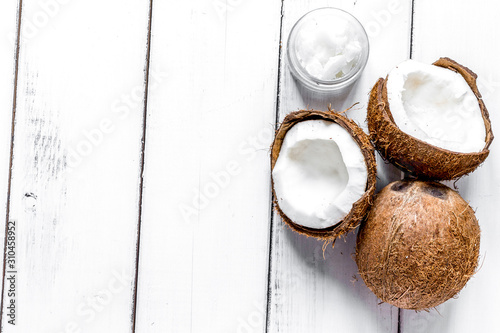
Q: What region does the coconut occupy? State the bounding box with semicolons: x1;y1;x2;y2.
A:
271;110;376;241
356;180;480;310
368;57;493;180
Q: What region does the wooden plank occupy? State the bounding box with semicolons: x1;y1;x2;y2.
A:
0;0;21;325
267;0;411;332
0;0;151;331
401;1;500;332
134;0;283;332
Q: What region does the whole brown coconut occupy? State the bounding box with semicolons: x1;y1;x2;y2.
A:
271;110;377;241
368;57;494;180
356;180;480;310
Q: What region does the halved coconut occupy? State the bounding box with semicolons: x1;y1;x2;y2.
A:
271;110;376;241
368;57;493;180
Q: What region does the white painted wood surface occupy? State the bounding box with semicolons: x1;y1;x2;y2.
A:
1;0;151;331
0;0;21;322
0;0;498;332
401;1;500;332
134;0;282;331
267;1;409;332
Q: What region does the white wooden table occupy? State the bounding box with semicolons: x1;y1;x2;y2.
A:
0;0;498;332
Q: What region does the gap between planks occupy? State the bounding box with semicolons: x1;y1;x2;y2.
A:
131;0;155;332
265;1;285;332
398;1;415;332
0;0;23;330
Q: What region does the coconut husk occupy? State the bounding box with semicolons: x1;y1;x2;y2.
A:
367;57;494;180
356;180;480;310
271;110;377;243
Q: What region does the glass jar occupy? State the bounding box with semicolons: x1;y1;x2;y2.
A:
287;7;370;92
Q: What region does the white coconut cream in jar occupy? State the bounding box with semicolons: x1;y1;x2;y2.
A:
287;8;369;92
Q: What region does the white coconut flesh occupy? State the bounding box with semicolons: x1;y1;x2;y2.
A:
386;60;486;153
272;120;368;229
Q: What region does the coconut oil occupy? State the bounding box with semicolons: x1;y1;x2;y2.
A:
287;8;369;92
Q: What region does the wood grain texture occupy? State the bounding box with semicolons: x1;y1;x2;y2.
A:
1;1;496;332
267;0;411;332
134;0;282;331
0;0;151;331
0;0;21;325
401;1;500;332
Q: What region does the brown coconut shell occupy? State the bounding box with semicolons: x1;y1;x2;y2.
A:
368;57;494;180
271;110;377;242
356;180;480;310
